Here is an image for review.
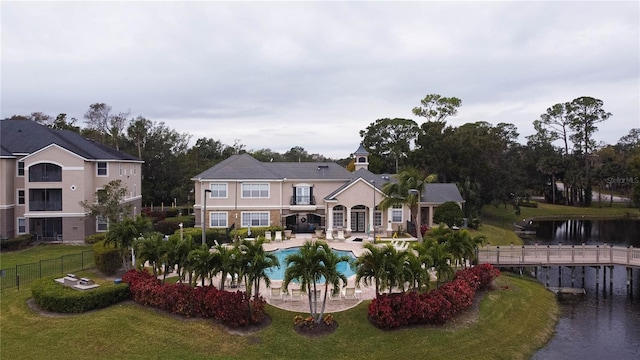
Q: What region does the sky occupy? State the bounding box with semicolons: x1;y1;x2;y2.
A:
2;1;639;159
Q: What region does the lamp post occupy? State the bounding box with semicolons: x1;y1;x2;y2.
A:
202;189;211;245
179;222;183;242
372;180;376;244
409;188;421;242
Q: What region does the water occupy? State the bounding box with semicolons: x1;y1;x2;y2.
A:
265;247;356;281
527;219;640;360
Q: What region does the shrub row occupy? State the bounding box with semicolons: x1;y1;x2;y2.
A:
368;263;500;329
32;277;130;313
0;234;33;251
122;269;266;327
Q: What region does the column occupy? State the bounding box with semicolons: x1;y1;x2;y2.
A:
326;206;334;240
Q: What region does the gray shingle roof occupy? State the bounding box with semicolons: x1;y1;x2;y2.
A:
0;120;140;161
423;183;464;203
192;154;353;180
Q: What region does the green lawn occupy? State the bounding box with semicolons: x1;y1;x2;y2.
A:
0;273;557;360
0;244;92;269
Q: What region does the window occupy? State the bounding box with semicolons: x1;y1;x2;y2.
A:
392;204;403;223
17;218;26;234
333;206;344;228
97;162;108;176
374;210;382;227
96;216;108;232
17;161;25;176
209;212;228;227
119;164;123;176
242;183;269;198
28;163;62;182
241;212;269;227
295;186;311;205
29;189;62;211
209;183;227;198
17;189;25;205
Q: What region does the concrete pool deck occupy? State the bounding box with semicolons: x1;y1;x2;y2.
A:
211;233;418;313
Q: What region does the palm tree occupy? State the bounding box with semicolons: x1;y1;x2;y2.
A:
283;240;345;324
188;244;214;287
209;243;236;290
379;168;437;241
425;239;454;289
386;245;410;293
403;251;431;291
317;243;350;321
237;239;279;300
134;233;165;278
355;242;391;298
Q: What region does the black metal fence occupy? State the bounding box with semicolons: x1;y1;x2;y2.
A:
0;250;94;290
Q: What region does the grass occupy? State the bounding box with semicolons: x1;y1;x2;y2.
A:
0;244;93;269
0;272;557;360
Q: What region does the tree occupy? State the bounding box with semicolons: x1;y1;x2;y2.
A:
283;240;348;324
567;96;612;206
359;118;419;173
433;201;465;228
106;215;152;270
412;94;462;123
51;113;81;132
421;238;453;288
354;242;392;298
237;239;279;302
282;146;312;162
80;179;131;226
84;103;113;144
126;116;152;159
134;232;165;277
188;244;215;287
379;168;437;240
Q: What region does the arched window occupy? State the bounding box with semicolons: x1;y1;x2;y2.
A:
29;163;62;182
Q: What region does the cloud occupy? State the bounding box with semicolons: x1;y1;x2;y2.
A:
1;1;638;159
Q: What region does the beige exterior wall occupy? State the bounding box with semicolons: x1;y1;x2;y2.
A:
0;144;143;241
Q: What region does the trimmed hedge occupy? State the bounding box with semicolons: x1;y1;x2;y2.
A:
31;277;130;313
122;269;266;327
368;264;500;329
93;241;122;276
0;234;33;251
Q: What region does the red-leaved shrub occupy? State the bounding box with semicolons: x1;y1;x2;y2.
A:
122;269;266;327
368;263;500;329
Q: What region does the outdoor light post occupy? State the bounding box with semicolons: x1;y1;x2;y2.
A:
179;222;183;242
202;189;211;245
409;188;421;241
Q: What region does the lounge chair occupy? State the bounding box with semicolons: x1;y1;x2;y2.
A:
329;288;342;301
289;287;303;302
275;231;283;242
337;230;345;241
269;286;283;301
342;287;357;300
265;231;272;241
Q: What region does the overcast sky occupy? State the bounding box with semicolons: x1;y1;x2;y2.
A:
2;1;639;159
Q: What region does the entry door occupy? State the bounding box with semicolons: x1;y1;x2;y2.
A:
351;212;366;232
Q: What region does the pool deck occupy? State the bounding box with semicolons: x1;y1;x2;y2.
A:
212;233;418;313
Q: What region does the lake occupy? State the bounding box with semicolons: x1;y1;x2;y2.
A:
527;219;640;360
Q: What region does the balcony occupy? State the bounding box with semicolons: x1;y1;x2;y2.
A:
29;189;62;211
289;195;317;211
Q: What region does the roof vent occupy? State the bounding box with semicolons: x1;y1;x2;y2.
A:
317;165;329;171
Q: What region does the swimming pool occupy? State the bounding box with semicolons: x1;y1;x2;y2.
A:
265;247;357;281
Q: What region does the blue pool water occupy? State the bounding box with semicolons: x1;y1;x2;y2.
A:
265;247;357;281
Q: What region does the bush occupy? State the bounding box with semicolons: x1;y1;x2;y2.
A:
32;276;130;313
368;264;500;329
0;234;33;251
433;201;465;228
519;199;539;208
85;232;107;244
122;269;266;327
93;241;122;276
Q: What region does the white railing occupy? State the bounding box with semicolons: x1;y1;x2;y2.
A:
476;244;640;268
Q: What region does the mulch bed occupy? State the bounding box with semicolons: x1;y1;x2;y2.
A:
294;321;339;337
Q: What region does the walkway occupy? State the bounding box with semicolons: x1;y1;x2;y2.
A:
477;244;640;269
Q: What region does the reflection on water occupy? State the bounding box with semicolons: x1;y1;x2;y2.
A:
526;220;640;360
